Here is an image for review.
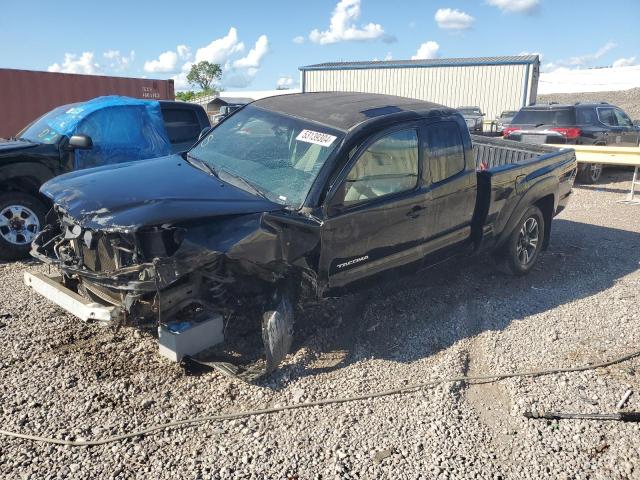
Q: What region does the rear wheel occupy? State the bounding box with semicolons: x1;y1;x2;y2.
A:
0;192;47;261
496;205;545;276
577;163;602;184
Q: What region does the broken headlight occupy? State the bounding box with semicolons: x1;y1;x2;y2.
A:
136;227;185;260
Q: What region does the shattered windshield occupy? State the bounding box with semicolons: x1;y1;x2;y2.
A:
189;105;343;207
17;105;73;144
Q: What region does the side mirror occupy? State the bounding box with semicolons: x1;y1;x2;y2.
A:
198;127;212;141
68;134;93;149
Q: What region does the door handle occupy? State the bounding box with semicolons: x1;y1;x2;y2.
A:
406;205;424;219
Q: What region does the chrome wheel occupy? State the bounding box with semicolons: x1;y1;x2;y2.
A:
0;205;40;245
516;217;539;266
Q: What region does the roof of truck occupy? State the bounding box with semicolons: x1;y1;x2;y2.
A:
252;92;452;131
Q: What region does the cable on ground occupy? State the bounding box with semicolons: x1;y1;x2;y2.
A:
1;347;638;447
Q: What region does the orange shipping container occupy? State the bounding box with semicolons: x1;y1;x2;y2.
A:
0;68;175;138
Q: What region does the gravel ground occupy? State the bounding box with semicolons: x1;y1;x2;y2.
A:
1;168;639;479
538;88;640;120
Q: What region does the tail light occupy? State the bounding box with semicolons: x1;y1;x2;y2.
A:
550;127;581;139
503;127;519;137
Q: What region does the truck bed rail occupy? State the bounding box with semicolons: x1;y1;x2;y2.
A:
472;135;564;169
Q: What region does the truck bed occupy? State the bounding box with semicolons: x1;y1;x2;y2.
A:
470;134;577;251
472;134;565;170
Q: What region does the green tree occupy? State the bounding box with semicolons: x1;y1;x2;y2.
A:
186;61;222;93
175;90;196;102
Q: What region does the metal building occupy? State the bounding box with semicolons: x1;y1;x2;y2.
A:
299;55;539;120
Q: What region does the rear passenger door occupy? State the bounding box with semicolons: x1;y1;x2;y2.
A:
422;121;477;258
161;106;205;153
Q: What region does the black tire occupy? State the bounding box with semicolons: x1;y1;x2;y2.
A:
495;205;545;276
576;163;602;184
0;192;47;261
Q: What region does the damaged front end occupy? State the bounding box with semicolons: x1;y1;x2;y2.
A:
29;206;301;381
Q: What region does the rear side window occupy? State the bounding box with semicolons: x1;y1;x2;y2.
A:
162;107;201;144
425;122;465;183
511;108;576;126
597;108;617;126
576;108;597;125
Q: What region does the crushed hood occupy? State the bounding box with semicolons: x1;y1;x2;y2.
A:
41;154;283;231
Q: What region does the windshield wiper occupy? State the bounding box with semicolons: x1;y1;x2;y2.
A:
218;169;271;201
185;153;220;179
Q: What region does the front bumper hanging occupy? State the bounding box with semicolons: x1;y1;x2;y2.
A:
23;271;121;325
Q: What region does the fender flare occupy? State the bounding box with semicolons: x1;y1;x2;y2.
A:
494;175;558;249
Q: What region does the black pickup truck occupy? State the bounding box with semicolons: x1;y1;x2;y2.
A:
26;93;577;379
0;98;209;260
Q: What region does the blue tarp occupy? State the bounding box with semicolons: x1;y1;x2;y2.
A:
46;96;172;170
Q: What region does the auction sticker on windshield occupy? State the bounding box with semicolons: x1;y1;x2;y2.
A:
296;129;337;147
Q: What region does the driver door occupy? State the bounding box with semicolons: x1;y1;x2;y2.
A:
319;126;428;292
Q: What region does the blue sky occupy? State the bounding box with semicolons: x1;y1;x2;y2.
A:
1;0;638;91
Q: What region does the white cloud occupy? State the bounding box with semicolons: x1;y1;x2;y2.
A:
233;35;269;68
435;8;474;30
309;0;387;44
144;44;193;74
384;52;393;61
169;29;269;90
171;61;192;91
277;75;295;89
48;52;101;74
519;51;543;61
195;27;245;64
411;41;440;60
144;50;179;73
487;0;539;13
293;36;305;44
103;50;135;71
563;41;617;67
176;45;191;60
613;57;637;68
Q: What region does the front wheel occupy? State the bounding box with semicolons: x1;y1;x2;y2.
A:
495;205;545;276
0;192;47;261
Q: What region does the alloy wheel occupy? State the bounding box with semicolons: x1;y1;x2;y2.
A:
0;204;41;245
516;217;539;266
